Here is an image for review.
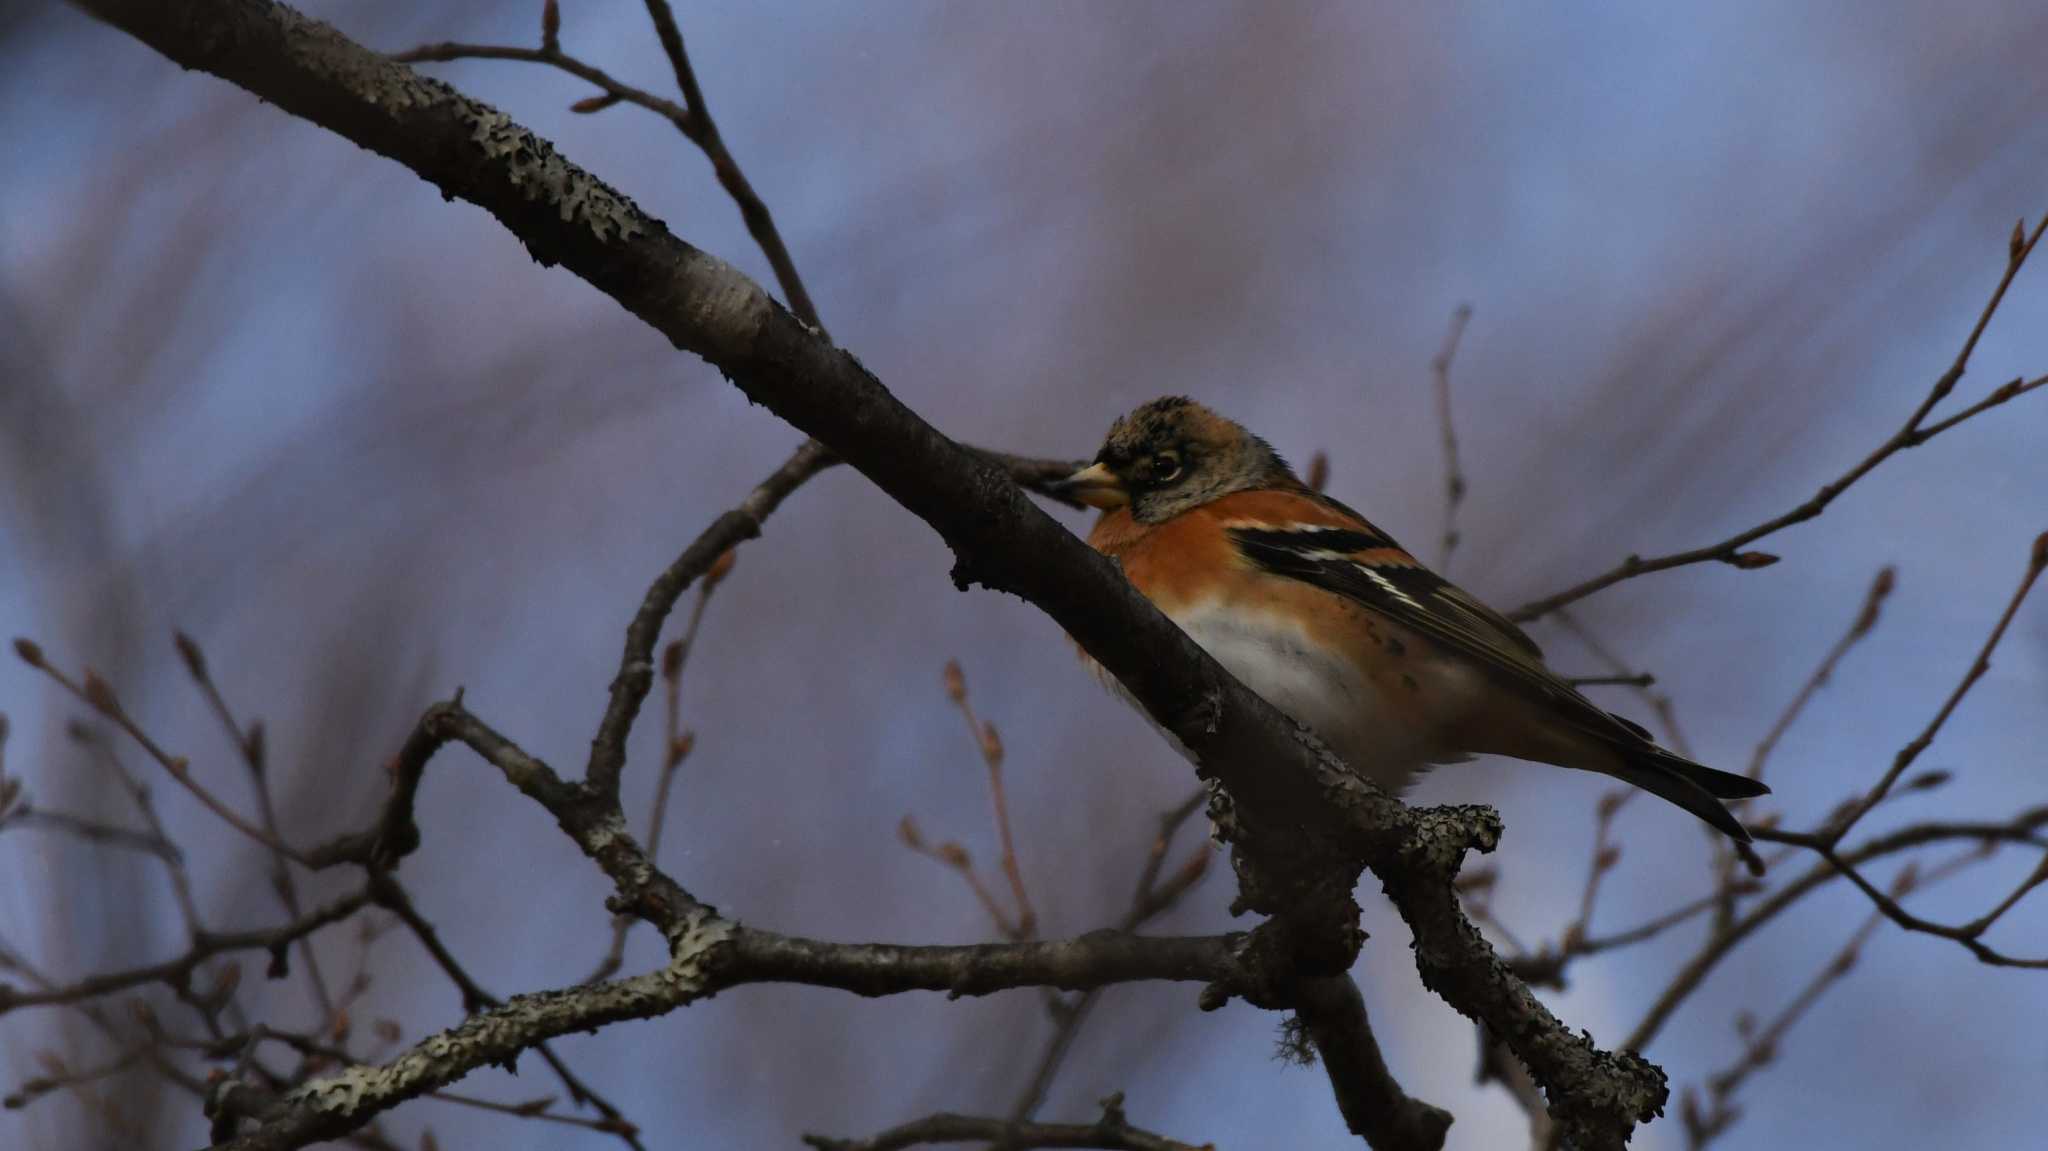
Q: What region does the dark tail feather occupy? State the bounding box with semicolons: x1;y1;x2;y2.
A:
1657;752;1771;800
1613;748;1769;842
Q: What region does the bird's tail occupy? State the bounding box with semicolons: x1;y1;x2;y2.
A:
1608;746;1769;842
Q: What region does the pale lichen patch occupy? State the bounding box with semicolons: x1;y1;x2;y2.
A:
463;106;650;243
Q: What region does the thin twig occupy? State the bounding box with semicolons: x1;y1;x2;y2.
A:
0;807;175;858
1431;303;1473;572
1820;534;2045;843
1512;215;2048;623
1744;567;1896;786
806;1092;1209;1151
10;641;305;863
0;888;369;1015
950;661;1037;939
429;1088;639;1138
175;631;340;1024
1681;849;1985;1148
1006;788;1210;1123
369;874;645;1147
1626;809;2048;1051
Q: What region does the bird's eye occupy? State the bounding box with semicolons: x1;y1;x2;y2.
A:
1152;451;1182;482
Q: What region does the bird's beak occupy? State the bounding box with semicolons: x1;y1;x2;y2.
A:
1054;461;1129;510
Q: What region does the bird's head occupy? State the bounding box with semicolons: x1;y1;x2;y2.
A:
1057;397;1294;523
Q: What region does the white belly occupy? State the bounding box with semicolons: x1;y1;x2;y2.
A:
1092;602;1461;793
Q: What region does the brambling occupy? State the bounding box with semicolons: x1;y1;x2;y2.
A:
1057;397;1767;841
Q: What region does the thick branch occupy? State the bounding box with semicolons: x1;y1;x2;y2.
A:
806;1094;1206;1151
1293;975;1454;1150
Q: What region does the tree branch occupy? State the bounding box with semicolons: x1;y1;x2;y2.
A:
805;1093;1208;1151
1511;216;2047;623
69;3;1669;1145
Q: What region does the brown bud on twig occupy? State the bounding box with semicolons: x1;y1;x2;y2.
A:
173;631;207;680
1595;845;1622;872
942;659;966;702
896;814;925;851
704;547;738;590
2012;218;2029;263
1306;451;1330;493
1902;769;1951;793
570;93;624;114
209;961;242;1001
11;638;44;668
513;1095;558;1117
331;1008;352;1041
245;721;267;775
1890;861;1921;898
1726;551;1780;570
978;720;1004;766
935;842;971;869
1850;566;1897;636
662;639;685;681
541;0;560;52
2031;529;2048;572
1596;789;1627;819
81;671;121;715
669;730;696;765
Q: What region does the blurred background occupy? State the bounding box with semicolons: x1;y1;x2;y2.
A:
4;1;2047;1148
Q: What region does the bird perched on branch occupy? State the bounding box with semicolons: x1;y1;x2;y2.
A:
1055;396;1767;841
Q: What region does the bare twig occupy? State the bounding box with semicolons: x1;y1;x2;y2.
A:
1430;303;1473;571
429;1088;639;1139
1006;787;1211;1123
1819;534;2045;843
585;441;834;801
3;1045;149;1111
1681;849;1985;1148
367;873;643;1146
1512;216;2048;623
1744;567;1896;786
0;888;369;1015
805;1092;1210;1151
945;660;1037;938
584;552;725;984
11;640;306;863
635;0;822;328
1;806;175;858
175;630;339;1024
1627;809;2048;1051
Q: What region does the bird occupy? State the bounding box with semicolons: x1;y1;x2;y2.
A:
1054;396;1768;841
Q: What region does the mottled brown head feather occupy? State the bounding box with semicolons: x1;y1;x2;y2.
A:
1091;398;1295;523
